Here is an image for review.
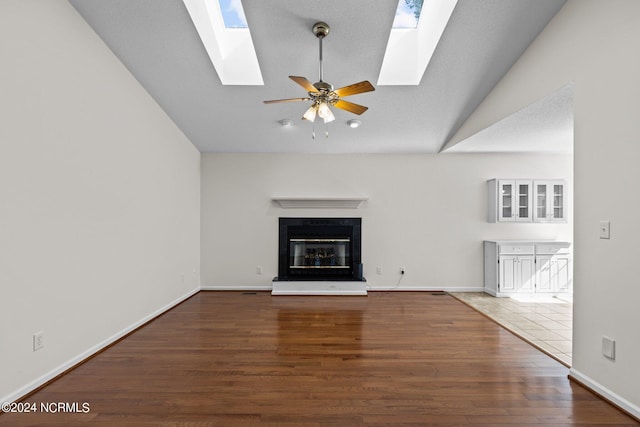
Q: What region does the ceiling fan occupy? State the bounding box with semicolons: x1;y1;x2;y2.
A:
263;21;375;128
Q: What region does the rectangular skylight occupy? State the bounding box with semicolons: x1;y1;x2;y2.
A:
218;0;248;28
379;0;458;85
393;0;424;29
183;0;262;84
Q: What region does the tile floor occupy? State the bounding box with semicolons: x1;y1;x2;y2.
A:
449;292;573;366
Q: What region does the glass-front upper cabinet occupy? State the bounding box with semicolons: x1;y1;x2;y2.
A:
494;180;532;222
489;179;566;223
533;180;567;222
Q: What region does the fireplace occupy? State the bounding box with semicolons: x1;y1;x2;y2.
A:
277;217;363;281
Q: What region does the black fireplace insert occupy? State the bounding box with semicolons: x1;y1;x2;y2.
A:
277;217;363;281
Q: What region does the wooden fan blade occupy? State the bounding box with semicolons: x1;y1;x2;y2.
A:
263;97;310;104
334;81;375;97
289;76;319;93
334;99;368;115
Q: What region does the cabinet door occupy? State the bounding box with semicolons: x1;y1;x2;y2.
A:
498;181;515;221
517;255;535;292
534;182;549;222
553;255;572;291
515;181;532;222
499;256;517;292
535;255;554;292
551;182;567;222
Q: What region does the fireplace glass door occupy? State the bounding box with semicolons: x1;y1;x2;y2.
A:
289;238;351;270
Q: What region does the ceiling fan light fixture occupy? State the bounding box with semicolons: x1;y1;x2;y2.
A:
263;21;375;138
302;105;317;122
317;102;335;123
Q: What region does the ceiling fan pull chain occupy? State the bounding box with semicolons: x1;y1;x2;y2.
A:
312;122;316;140
325;122;329;138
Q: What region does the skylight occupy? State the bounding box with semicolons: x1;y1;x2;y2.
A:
379;0;458;85
183;0;262;85
218;0;247;28
393;0;423;29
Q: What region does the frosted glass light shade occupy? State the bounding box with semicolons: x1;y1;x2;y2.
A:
317;102;335;123
303;105;317;122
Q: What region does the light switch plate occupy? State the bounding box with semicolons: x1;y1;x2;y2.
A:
599;221;611;239
602;336;615;359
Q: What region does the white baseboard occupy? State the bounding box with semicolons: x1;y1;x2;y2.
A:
200;284;273;291
1;287;200;406
368;285;484;292
200;284;484;293
569;368;640;420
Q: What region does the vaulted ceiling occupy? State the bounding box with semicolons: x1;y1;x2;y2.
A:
69;0;570;154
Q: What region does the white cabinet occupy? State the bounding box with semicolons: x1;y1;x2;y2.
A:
488;179;532;222
484;241;572;297
488;179;567;223
499;254;535;293
533;180;568;222
535;244;572;293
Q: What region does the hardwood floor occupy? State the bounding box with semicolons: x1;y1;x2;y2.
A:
1;291;636;426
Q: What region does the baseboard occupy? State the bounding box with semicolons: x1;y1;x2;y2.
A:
1;287;200;406
200;284;273;291
368;285;484;292
200;284;484;293
569;368;640;421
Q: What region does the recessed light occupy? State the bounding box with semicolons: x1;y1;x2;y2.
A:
347;119;361;128
278;119;294;127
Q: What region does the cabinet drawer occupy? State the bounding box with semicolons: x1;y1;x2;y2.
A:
499;244;534;255
536;243;571;255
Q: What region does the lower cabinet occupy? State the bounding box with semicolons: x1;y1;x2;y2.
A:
484;241;572;297
535;254;572;293
499;255;535;293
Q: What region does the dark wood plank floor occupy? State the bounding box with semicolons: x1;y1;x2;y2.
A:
1;291;637;426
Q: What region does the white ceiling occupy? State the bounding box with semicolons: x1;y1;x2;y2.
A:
68;0;568;154
443;82;574;153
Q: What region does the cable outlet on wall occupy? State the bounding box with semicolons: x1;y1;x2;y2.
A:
599;221;611;239
33;331;44;351
400;267;406;275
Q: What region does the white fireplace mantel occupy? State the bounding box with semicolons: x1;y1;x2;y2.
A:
272;197;368;209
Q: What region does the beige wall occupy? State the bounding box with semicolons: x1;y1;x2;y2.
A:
201;153;572;289
450;0;640;416
0;0;201;402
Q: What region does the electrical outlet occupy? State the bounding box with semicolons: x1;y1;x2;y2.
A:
400;267;406;275
256;266;263;275
376;266;383;275
33;332;44;351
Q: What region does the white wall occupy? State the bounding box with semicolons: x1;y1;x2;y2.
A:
201;153;571;289
446;0;640;416
0;0;200;402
